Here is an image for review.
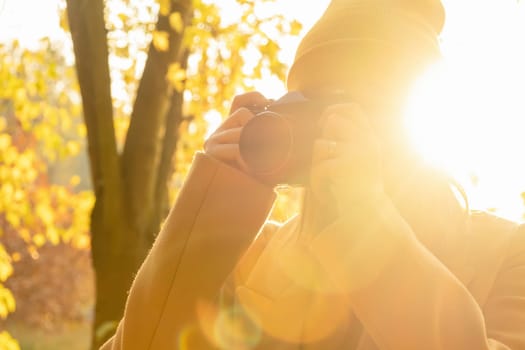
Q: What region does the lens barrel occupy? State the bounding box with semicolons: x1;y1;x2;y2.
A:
239;111;294;182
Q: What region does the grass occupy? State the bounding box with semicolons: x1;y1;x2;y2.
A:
6;321;91;350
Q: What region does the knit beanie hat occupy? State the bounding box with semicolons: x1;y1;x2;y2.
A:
287;0;445;102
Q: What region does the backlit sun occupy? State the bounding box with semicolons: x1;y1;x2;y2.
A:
404;0;525;220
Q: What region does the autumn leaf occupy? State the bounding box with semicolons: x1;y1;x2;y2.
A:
152;30;170;51
169;12;184;33
158;0;171;16
0;245;13;282
167;62;186;92
0;330;20;350
290;20;303;36
0;283;16;318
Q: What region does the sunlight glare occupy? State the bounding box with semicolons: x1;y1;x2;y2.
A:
406;0;525;220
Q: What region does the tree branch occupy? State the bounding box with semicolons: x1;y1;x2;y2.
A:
146;49;190;240
155;49;189;203
121;0;192;233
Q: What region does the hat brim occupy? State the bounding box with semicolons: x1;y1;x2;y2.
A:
287;38;438;104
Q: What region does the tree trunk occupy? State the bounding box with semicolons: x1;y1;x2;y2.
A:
90;202;140;348
66;0;192;348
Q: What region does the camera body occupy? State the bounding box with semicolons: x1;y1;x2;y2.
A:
238;91;350;186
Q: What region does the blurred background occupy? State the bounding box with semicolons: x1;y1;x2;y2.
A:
0;0;524;349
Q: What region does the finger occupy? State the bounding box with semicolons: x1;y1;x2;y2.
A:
205;143;250;172
204;127;243;150
230;91;269;114
206;143;240;164
215;107;255;133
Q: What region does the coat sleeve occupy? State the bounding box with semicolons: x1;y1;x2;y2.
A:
308;198;525;350
100;152;276;350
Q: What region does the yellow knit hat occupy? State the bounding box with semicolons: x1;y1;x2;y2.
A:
287;0;445;102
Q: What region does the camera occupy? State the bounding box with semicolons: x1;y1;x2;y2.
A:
238;91;351;186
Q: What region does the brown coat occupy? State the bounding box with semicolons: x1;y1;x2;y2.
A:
102;153;525;349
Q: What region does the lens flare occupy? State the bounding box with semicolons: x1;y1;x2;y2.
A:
195;299;262;350
213;306;262;350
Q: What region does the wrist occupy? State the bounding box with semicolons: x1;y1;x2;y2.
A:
309;194;416;294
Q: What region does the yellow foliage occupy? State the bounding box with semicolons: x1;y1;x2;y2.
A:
10;253;21;263
152;30;170;52
158;0;171;16
0;42;84;162
167;62;186;92
0;245;13;283
0;236;17;349
0;331;20;350
0;39;94;346
33;234;47;248
36;203;54;226
77;124;87;138
289;20;303;36
169;12;184;33
70;175;81;187
0;135;10;150
0;284;16;319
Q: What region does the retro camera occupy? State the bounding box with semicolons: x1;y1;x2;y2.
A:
238;91;350;186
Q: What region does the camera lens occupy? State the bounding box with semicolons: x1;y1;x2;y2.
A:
239;111;293;176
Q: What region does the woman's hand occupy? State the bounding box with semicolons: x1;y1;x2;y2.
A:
310;103;386;214
204;91;270;172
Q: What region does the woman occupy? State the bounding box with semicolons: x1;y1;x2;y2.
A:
102;0;525;349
